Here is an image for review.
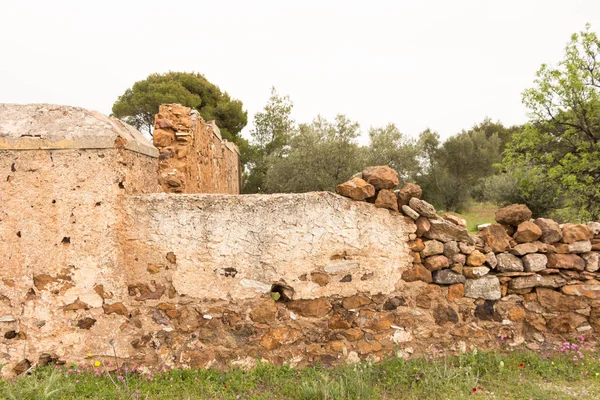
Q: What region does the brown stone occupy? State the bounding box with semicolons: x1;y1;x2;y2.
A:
287;298;332;318
537;288;587;311
409;198;438;219
408;238;425;252
495;204;532;226
561;284;600;299
364;312;394;331
534;218;562;244
478;224;511;253
562;224;594;244
547;313;587;334
509;274;566;290
77;317;96;330
422;240;444;257
526;313;547;331
467;250;487;266
426;219;474;244
362;166;399;190
335;177;376;201
433;305;459;325
153;129;174;147
447;283;464;302
250;299;277;323
342;294;372;310
554;243;570;253
166;252;177;263
463;266;490;279
310;272;330;287
357;340;382;354
33;274;58;291
507;306;527;322
415;217;430;237
397;182;422;207
514;221;542;243
424;255;450;271
342;328;364;341
63;299;90;311
511;243;538;256
547;253;585;271
328;314;351;329
401;264;432;283
103;302;128;316
260;328;301;350
592;239;600;251
147;264;160;274
375;189;399;211
443;213;467;227
13;359;31;375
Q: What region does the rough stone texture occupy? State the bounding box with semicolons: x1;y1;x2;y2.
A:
432;269;466;285
511;243;538;256
337;177;376;201
401;205;419;220
561;224;594;244
568;241;592;254
425;219;474;244
508;275;566;290
415;216;430;235
361;165;399;190
422;240;444;257
478;225;511;253
153;104;240;194
374;189;399;211
408;197;437;219
495;204;532;226
496;253;524;272
463;266;490;279
583;252;600;272
547;254;586;271
466;250;487;267
534;218;562;244
464;276;501;300
514;221;542;243
522;254;548;272
397;182;422;207
424;255;450;271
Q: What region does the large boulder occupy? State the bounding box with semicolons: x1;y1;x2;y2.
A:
408;198;438;219
547;253;585;271
464;276;501;300
562;284;600;300
496;253;524;272
336;177;375;201
362;166;399;190
495;204;532;226
425;219;474;244
561;224;594;244
513;221;542;243
397;182;422;207
534;218;562;244
401;264;432;283
478;224;511;252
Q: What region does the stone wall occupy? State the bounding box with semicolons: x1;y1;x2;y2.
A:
153;104;241;194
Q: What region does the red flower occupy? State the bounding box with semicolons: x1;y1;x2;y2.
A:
519;363;524;368
223;385;227;389
472;387;477;392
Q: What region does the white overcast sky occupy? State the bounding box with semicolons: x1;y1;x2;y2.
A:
1;0;599;142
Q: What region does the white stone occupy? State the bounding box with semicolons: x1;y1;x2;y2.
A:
582;252;600;272
568;241;592;253
522;253;548;272
464;276;502;300
239;279;271;293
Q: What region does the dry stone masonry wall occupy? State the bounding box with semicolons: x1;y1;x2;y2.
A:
1;104;599;376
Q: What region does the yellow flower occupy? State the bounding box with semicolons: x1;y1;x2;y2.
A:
87;353;92;358
94;361;101;367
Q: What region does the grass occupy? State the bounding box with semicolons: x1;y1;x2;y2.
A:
2;344;600;399
446;202;498;233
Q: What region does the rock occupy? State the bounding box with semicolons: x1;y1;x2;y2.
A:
408;198;438;219
102;302;128;316
463;266;490;279
363;312;395;331
537;288;587;312
310;272;330;286
547;313;587;334
561;223;594;244
522;253;548;272
260;328;301;350
582;252;600;272
375;189;399;211
453;253;467;265
466;250;487;266
342;328;364;342
402;205;419;220
415;217;430;236
443;241;460;260
547;253;585;271
588;221;600;235
447;283;465;302
495;204;532;226
77;317;96;330
443;214;467;227
13;359;31;375
357;340;383;354
485;252;498;269
397;183;422;207
422;240;444;257
513;221;542;243
464;276;502;300
508;274;566;289
459;242;475;254
432;269;466;285
362;166;399;190
593;239;600;251
383;296;406;310
511;243;538;256
342;294;372;310
568;241;592;253
561;284;600;299
478;224;511;252
425;219;474;244
287;298;332;318
250;300;277;323
496;253;524;272
402;264;433;283
424;255;450;271
533;241;556;253
408;238;425;252
475;300;502;321
433;305;459;325
534;218;562;244
336;177;376;201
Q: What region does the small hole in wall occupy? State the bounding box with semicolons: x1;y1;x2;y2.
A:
11;163;16;172
270;282;294;302
118;181;125;189
61;237;71;244
95;202;102;206
16;231;21;238
52;199;56;204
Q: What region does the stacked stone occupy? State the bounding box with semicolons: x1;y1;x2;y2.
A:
335;166;400;211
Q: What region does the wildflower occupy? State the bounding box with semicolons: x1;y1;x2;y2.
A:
224;385;228;389
94;361;101;367
472;387;477;393
86;353;92;358
519;363;524;368
499;361;504;369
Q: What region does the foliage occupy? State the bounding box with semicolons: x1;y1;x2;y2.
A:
366;124;420;181
504;24;600;220
112;72;248;144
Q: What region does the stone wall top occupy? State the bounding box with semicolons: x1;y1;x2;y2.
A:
0;104;158;157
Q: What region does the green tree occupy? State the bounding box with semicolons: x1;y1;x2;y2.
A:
367;124;420;181
243;88;295;193
504;24;600;220
112;72;247;143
